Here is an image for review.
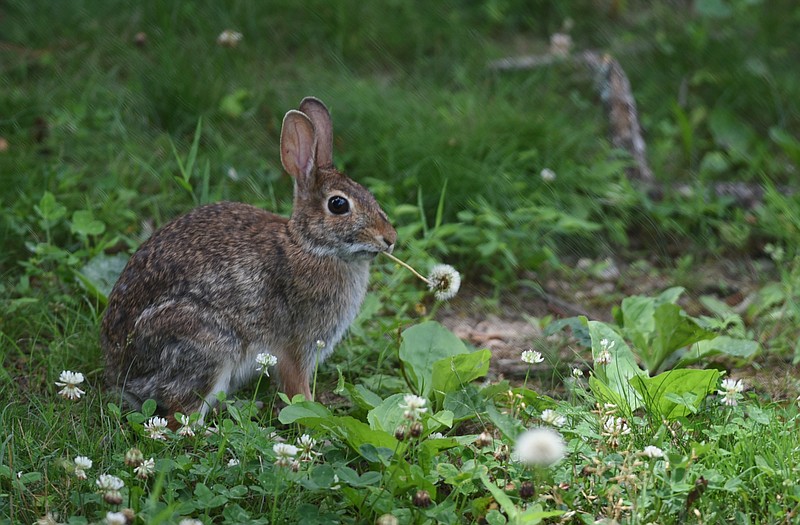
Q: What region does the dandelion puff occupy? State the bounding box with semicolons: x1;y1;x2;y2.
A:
134;458;155;480
399;394;428;421
144;416;169;440
273;443;299;468
427;264;461;301
74;456;92;480
512;427;567;467
106;511;127;525
55;370;85;400
521;349;544;364
540;409;566;428
642;445;664;459
255;352;278;376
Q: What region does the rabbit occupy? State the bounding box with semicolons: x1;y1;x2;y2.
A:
101;97;397;426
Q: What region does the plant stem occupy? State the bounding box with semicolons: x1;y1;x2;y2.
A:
380;252;431;285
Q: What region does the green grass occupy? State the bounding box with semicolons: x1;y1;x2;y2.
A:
2;0;800;523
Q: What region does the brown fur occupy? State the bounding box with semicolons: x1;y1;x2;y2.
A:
101;98;396;419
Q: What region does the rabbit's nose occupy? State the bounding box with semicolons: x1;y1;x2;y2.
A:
379;235;395;253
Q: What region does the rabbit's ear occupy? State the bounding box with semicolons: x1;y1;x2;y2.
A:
280;110;317;190
299;97;333;168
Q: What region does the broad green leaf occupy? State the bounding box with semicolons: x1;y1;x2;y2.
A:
35;191;66;226
278;400;333;424
656;287;686;306
649;303;715;371
399;321;468;396
431;349;491;401
367;393;406;432
677;336;759;368
485;403;523;439
443;386;486;421
589;321;646;410
70;209;105;236
480;474;519;521
630;369;720;420
428;410;454;432
620;295;656;352
76;253;128;304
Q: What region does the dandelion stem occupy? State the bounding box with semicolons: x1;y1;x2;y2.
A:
380;252;431;285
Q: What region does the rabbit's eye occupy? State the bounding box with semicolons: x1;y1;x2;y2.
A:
328;195;350;215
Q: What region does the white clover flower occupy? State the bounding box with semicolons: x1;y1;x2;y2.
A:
540;168;557;182
255;352;278;376
521;349;544;364
179;520;204;525
134;457;155;479
296;434;318;462
96;474;124;504
144;416;169;440
549;33;572;57
227;458;240;467
216;29;243;47
595;349;612;366
399;394;428;421
55;370;85;400
96;474;125;492
273;443;299;468
74;456;92;480
571;367;584;378
427;264;461;301
642;445;664;459
428;432;445;440
602;415;630;436
540;409;567;428
719;378;745;407
105;512;127;525
36;513;62;525
512;427;567;467
176;414;195;438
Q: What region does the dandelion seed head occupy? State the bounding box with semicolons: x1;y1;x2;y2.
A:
512;427;567;467
427;264;461;301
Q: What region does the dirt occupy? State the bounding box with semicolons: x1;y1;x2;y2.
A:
437;255;800;402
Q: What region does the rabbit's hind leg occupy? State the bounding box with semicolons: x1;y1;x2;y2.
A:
130;299;244;427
